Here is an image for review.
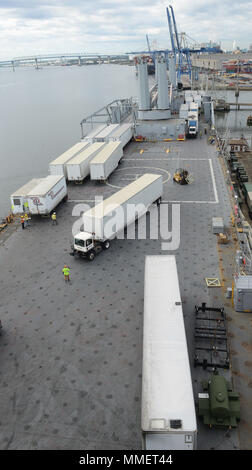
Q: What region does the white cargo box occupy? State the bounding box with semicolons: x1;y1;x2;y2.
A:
90;141;123;181
179;104;188;119
27;175;67;215
83;173;163;240
66;142;106;182
83;125;108;143
142;255;197;450
108;123;133;148
190;101;198;110
94;124;120;142
194;95;202;105
186;97;193;104
49;142;90;179
10;178;43;214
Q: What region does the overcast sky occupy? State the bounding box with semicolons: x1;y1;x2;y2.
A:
0;0;251;59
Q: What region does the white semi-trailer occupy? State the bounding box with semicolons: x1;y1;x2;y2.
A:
83;125;107;143
72;173;162;260
10;178;43;214
94;124;120;142
179;103;189;119
66;142;106;182
108;123;133;148
142;255;197;450
189;102;198;113
89;141;123;181
49;142;90;179
27;175;68;215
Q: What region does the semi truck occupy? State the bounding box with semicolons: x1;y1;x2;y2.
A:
141;255;197;450
89;141;123;181
186;111;198;137
49;141;90;179
71;173;162;260
66;142;106;182
27;175;68;215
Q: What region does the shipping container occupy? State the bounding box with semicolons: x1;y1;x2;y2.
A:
27;175;67;215
90;141;123;181
142;255;197;450
66;142;106;182
10;178;43;214
49;142;90;179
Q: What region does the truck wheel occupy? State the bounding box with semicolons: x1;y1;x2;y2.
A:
102;241;110;250
88;251;95;261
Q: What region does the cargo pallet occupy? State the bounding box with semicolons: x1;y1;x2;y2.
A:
194;303;230;370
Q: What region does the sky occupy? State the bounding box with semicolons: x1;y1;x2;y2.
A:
0;0;252;59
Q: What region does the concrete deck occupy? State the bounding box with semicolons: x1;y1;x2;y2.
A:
0;129;250;449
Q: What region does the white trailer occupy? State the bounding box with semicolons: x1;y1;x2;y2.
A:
49;142;90;179
72;173;162;260
66;142;106;182
94;124;120;142
179;104;188;119
108;123;133;148
89;142;123;181
189;102;198;113
83;125;108;143
142;255;197;450
27;175;67;215
10;178;43;214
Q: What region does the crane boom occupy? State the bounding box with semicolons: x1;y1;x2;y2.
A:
166;7;175;54
169;5;180;51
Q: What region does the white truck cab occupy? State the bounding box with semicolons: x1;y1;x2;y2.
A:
72;231;110;261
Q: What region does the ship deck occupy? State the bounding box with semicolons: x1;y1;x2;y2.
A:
0;126;251;450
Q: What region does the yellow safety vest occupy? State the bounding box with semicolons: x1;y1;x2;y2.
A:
62;267;70;276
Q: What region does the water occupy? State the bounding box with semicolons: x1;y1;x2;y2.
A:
0;64;138;216
214;89;252;139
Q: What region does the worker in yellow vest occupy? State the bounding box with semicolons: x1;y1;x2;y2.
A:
62;265;70;282
51;212;57;225
20;215;25;230
24;213;30;227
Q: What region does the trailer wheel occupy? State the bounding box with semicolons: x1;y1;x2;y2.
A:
88;251;95;261
102;241;110;250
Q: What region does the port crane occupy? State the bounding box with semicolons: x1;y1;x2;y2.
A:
166;5;192;83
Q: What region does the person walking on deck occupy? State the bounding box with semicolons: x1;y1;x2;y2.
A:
62;265;70;282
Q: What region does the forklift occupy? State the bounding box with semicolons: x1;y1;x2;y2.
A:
173;168;193;185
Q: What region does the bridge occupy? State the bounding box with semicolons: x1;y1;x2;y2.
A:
0;52;131;70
